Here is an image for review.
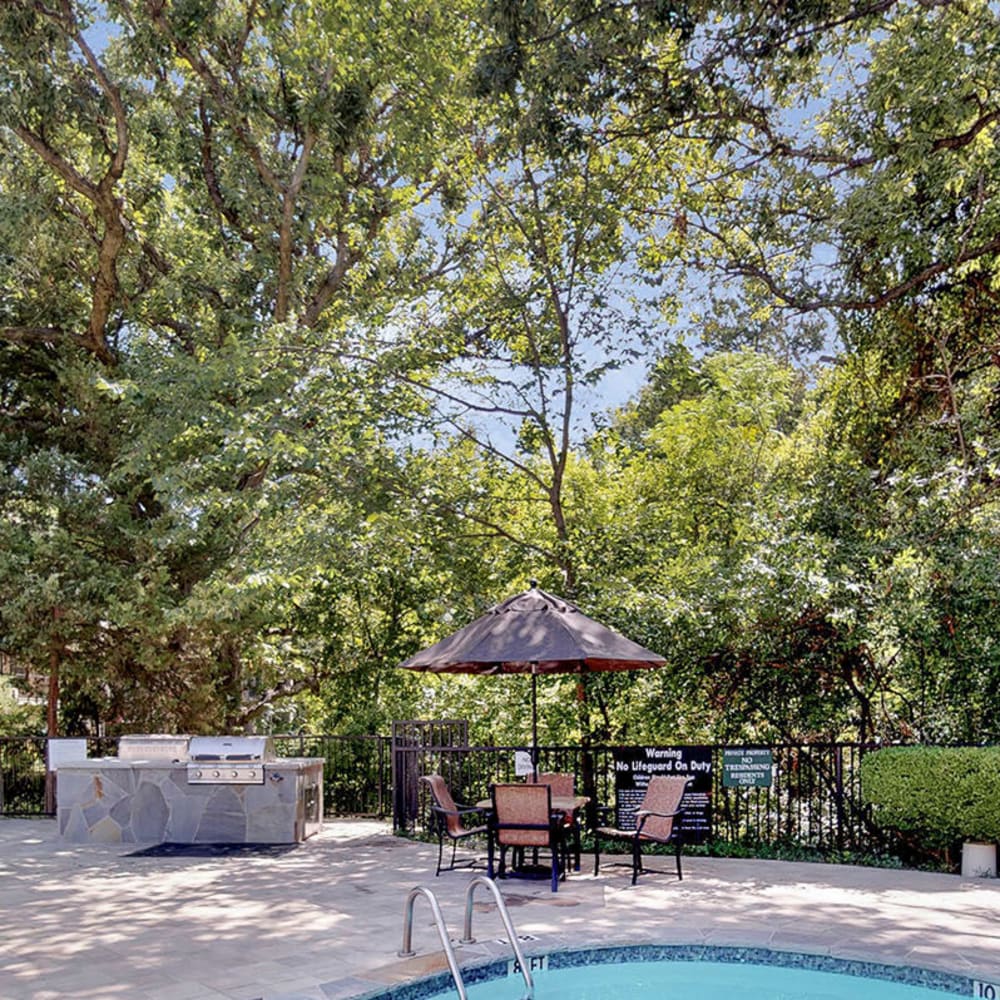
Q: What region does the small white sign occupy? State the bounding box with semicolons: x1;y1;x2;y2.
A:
47;738;88;770
974;981;1000;999
514;751;534;777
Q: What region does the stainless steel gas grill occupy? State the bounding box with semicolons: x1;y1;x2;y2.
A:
186;735;274;785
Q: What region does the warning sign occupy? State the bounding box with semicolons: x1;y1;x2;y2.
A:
611;745;712;844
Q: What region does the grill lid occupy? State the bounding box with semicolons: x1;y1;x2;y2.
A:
187;735;274;761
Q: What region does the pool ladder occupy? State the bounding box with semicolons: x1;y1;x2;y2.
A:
398;876;534;999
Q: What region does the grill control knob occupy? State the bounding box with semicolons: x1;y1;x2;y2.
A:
212;769;221;778
230;770;239;778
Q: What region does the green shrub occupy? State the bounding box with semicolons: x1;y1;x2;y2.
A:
861;746;1000;850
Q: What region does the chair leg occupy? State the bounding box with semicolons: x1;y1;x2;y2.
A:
675;840;683;881
593;834;601;877
487;831;495;879
550;843;560;892
435;832;444;877
631;837;641;886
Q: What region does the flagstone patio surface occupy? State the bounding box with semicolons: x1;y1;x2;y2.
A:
2;816;999;999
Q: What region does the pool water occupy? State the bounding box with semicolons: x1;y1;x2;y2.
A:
365;947;971;1000
446;959;967;999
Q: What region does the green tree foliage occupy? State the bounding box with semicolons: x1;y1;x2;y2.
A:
2;0;999;752
0;675;43;735
374;124;672;592
575;344;1000;746
0;0;472;733
453;0;1000;747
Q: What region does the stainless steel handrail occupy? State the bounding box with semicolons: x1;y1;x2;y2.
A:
398;886;468;1000
460;876;534;997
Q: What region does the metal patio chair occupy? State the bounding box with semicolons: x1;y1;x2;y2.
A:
488;782;566;893
528;771;582;871
593;775;691;885
421;774;488;877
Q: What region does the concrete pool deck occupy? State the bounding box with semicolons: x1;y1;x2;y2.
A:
2;816;999;999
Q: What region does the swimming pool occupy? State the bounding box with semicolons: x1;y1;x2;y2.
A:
358;945;975;1000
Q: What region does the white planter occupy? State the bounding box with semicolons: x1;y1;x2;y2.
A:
961;841;997;878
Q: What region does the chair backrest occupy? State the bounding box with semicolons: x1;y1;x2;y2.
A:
637;775;690;841
422;774;462;835
492;783;553;847
527;771;575;796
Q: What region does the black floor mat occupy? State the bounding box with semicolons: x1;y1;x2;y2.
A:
127;842;298;858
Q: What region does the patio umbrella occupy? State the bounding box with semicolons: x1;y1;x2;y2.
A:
398;582;666;766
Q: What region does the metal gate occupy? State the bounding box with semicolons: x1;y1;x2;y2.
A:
391;720;469;832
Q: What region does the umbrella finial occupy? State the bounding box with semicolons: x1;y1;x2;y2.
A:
529;578;538;588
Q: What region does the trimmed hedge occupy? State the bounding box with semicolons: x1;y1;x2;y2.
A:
860;746;1000;850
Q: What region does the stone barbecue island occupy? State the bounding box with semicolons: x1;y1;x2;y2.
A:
56;735;324;845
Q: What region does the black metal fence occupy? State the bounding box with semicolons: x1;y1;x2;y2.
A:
0;735;47;815
392;742;888;855
0;736;119;816
272;734;392;817
2;734;886;855
0;734;392;819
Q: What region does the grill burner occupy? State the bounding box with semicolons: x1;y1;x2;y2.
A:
186;736;275;785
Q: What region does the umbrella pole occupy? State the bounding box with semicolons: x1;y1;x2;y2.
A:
531;664;539;779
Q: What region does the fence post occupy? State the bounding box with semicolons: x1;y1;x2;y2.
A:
377;736;385;819
390;726;405;833
834;744;846;851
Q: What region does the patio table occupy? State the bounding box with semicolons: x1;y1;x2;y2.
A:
477;795;590;873
476;795;589;815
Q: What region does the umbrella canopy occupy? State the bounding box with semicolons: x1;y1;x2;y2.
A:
399;583;666;762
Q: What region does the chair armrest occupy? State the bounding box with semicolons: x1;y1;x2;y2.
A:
635;808;683;820
430;803;485;818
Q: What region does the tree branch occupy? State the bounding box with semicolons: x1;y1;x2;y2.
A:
0;326;85;349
